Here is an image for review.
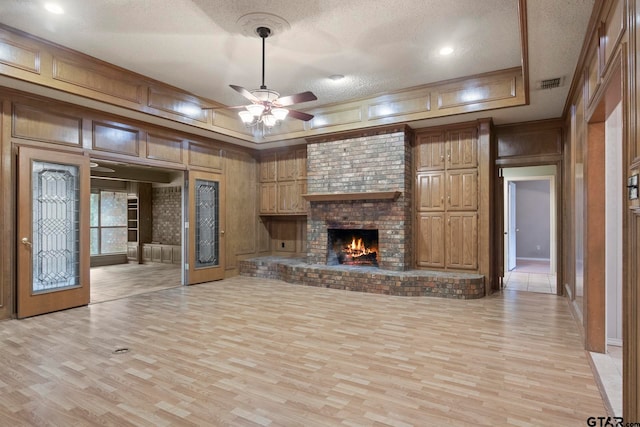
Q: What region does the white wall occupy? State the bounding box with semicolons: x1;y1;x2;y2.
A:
605;102;623;346
515;180;551;259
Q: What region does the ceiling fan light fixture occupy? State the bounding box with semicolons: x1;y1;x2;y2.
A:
246;103;265;117
272;107;289;121
220;23;316;136
263;114;277;127
239;110;254;123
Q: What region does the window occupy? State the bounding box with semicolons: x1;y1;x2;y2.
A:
90;190;128;255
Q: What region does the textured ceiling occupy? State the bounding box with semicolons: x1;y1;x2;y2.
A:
0;0;594;127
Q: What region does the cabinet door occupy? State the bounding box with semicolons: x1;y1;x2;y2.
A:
260;152;277;182
416;132;446;170
142;244;152;262
295;148;307;178
447;169;478;210
277;181;295;213
127;243;138;261
277;151;297;181
416;213;445;268
446;212;478;270
295;180;308;213
259;182;277;213
447;128;478;169
416;172;445;211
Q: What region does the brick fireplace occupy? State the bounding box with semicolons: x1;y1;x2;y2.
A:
305;126;413;271
240;124;486;299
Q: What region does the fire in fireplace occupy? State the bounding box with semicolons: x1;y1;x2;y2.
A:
327;229;378;266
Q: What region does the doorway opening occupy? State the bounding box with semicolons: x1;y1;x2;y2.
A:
89;161;184;304
502;166;557;294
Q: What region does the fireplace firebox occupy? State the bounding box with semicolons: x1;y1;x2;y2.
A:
327;229;379;266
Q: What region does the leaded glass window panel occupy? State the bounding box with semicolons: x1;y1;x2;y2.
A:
32;161;80;293
195;179;219;268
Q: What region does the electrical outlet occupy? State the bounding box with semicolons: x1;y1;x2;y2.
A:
536;245;541;251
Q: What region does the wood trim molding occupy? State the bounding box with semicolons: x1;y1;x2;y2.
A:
518;0;530;104
302;191;401;202
0;24;527;147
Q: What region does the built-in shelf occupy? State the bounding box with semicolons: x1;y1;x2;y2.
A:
301;191;401;202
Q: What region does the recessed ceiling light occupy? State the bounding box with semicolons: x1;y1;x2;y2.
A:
329;74;345;81
44;3;65;14
439;46;454;56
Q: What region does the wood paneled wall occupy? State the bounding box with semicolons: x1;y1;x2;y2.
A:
0;24;526;145
562;0;640;419
0;89;262;319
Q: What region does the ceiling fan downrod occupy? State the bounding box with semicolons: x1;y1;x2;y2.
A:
256;26;271;90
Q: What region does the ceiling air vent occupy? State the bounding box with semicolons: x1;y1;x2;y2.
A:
538;77;562;90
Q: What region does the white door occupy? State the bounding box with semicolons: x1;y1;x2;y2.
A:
507;181;517;271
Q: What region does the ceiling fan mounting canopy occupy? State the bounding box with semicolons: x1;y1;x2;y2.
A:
256;26;271;39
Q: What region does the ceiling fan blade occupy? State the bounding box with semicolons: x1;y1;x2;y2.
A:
275;91;317;107
287;109;314;122
230;84;260;103
92;166;115;173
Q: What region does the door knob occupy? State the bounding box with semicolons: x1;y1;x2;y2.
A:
21;237;32;247
220;230;225;236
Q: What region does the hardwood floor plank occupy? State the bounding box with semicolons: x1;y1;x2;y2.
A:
0;276;605;426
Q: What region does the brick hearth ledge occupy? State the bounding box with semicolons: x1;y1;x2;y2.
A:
239;256;485;299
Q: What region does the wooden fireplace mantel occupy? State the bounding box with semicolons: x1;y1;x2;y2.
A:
301;191;401;202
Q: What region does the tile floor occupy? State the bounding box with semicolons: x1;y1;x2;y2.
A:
502;259;557;295
503;270;557;294
590;345;623;416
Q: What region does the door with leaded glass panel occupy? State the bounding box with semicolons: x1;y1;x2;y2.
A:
186;170;225;284
17;147;90;318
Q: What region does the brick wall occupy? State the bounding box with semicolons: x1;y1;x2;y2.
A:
152;186;181;245
306;130;412;271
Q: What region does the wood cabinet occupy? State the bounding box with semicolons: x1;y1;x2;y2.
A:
447;128;478;169
259;148;308;215
416;132;447;170
142;243;181;264
446;212;478;270
416;213;445;268
260;183;277;214
260;152;277;182
417;172;445;211
415;124;485;272
447;169;478;210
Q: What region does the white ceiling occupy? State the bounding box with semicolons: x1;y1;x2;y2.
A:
0;0;594;129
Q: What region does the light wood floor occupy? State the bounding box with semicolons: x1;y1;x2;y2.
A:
91;263;181;304
0;277;605;426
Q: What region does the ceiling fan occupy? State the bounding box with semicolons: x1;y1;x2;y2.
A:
203;26;317;128
90;161;115;173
